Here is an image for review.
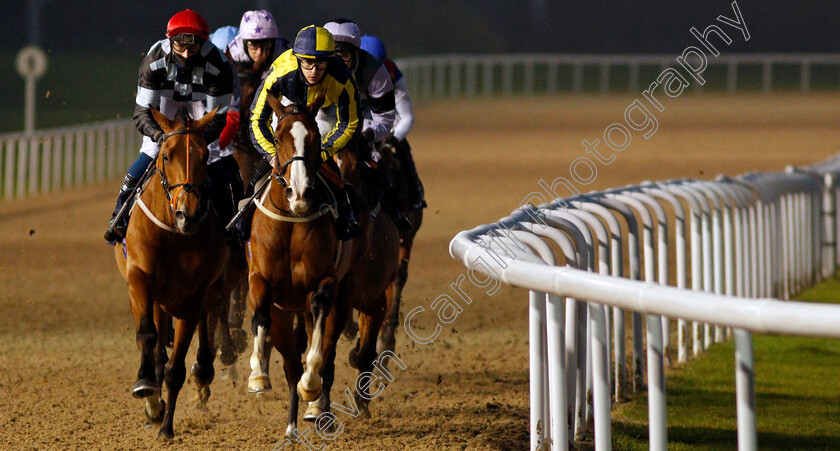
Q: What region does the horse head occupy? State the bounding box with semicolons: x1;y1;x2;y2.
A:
335;132;379;188
150;107;217;234
265;91;325;216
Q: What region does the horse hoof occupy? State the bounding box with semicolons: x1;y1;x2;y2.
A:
303;404;323;422
358;402;372;420
231;328;249;355
248;376;272;393
157;427;174;441
297;381;322;402
191;363;214;387
220;364;239;382
133;379;159;399
348;347;358;369
144;398;165;424
218;347;238;367
342;321;358;341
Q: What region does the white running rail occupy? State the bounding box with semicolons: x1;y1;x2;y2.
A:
0;119;140;200
449;158;840;450
397;53;840;99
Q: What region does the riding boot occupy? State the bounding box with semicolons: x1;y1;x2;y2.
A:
207;160;239;248
395;138;427;210
220;154;245;205
324;157;362;241
379;167;413;233
104;173;139;242
234;156;273;241
337;187;363;240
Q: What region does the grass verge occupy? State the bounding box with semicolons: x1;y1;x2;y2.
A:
606;277;840;450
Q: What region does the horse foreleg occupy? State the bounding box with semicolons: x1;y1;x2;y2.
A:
248;275;274;393
192;313;216;408
269;311;304;439
144;305;168;427
229;275;250;355
305;286;347;425
211;291;238;369
354;299;387;419
378;242;413;355
158;316;198;440
127;269;159;401
298;278;336;404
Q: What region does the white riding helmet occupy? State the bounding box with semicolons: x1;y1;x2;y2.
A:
323;20;361;49
239;10;279;40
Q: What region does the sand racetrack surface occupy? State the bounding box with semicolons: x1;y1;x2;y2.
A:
2;94;840;450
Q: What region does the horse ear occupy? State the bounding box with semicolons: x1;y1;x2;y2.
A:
151;109;172;133
308;90;326;116
193;106;220;131
266;91;284;117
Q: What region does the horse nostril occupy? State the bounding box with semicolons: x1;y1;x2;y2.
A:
285;187;293;198
303;188;313;200
175;211;185;221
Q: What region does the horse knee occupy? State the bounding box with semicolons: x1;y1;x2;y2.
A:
310;281;334;312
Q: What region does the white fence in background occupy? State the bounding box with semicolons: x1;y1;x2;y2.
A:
0;119;140;200
449;157;840;450
397;53;840;99
3;53;839;200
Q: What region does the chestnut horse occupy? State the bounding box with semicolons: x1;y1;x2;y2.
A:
376;143;424;362
246;91;348;438
114;108;231;439
322;136;400;419
213;63;265;373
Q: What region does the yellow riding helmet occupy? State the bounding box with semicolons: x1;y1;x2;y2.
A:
292;25;335;61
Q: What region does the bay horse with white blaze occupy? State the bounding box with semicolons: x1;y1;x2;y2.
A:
246;91;349;438
114;107;231;439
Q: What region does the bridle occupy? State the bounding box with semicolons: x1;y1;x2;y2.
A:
270;107;316;191
266;106;319;213
157;127;204;213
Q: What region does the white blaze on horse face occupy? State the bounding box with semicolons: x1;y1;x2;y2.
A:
288;121;310;214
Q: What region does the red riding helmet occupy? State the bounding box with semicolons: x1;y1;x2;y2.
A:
166;9;210;39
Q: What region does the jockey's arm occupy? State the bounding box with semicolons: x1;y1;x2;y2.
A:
362;64;396;143
249;67;281;159
202;59;234;144
133;46;166;142
392;76;415;142
218;60;241;149
321;73;360;160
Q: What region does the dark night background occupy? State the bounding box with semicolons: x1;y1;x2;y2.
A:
2;1;837;57
0;1;837;131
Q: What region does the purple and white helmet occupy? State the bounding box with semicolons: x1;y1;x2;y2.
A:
239;10;278;40
324;20;361;49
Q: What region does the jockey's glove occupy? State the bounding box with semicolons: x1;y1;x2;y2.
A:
153;131;165;147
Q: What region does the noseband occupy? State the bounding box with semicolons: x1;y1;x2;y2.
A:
158;127;204;213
